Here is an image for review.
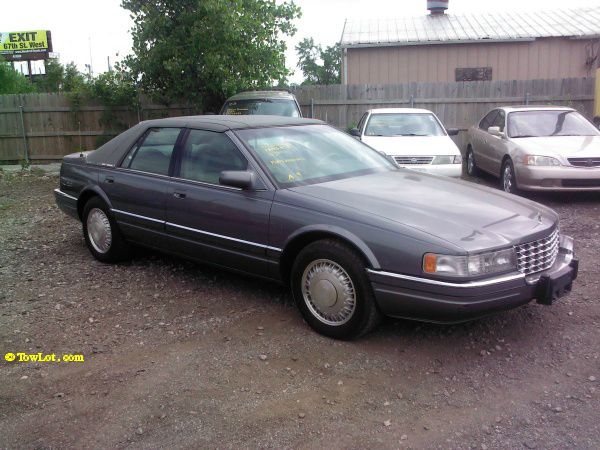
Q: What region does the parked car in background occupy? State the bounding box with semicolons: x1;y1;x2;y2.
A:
220;90;302;117
466;106;600;194
54;115;577;339
350;108;462;177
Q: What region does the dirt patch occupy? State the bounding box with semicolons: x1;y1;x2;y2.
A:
0;172;599;449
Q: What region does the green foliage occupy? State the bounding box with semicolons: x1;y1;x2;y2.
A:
35;59;64;92
121;0;301;111
0;58;36;94
296;38;341;85
63;62;87;92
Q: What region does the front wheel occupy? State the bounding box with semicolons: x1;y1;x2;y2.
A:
82;197;130;263
466;148;479;177
291;239;382;339
501;159;520;195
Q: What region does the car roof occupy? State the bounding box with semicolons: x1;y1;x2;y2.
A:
368;108;434;114
139;115;322;131
497;105;576;113
226;90;297;101
86;115;324;167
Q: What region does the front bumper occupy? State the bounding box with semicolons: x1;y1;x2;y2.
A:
399;163;462;178
515;164;600;191
368;235;577;323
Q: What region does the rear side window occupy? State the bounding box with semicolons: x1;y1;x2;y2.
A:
178;130;247;185
479;110;499;131
122;128;182;175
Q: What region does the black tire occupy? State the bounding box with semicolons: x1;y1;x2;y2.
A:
82;196;130;263
466;147;479;177
290;239;382;340
501;158;520;195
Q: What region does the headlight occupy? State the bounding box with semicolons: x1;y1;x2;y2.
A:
523;155;561;166
432;155;462;165
423;248;517;278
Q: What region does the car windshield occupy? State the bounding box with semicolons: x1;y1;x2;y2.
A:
222;99;301;117
236;124;396;187
507;110;600;138
365;113;446;137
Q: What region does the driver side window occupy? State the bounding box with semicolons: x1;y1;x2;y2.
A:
479;110;499;131
492;111;506;132
178;130;247;185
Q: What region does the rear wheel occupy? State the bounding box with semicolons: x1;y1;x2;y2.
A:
466;147;479;177
82;197;130;263
291;239;382;339
501;159;520;195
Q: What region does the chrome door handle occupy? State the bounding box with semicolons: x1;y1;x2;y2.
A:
105;176;114;183
173;192;186;199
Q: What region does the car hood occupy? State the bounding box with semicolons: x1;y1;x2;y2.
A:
513;135;600;157
361;136;460;156
289;170;557;253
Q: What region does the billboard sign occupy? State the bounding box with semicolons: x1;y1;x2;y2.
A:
0;30;52;61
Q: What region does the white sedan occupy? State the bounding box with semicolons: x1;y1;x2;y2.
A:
350;108;462;177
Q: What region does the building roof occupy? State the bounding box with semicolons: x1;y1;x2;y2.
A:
341;7;600;48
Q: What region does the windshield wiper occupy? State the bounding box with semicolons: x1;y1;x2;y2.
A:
511;134;537;138
395;133;429;136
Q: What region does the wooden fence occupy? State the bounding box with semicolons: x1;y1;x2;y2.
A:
0;93;196;162
291;77;596;132
0;77;596;161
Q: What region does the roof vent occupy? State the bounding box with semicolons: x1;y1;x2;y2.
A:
427;0;449;15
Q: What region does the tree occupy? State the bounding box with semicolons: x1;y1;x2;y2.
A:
296;38;341;85
36;58;64;92
62;62;87;92
0;59;35;94
121;0;301;111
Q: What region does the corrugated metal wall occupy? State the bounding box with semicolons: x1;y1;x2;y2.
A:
345;38;597;84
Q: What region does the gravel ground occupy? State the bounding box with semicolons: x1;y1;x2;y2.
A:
0;169;599;449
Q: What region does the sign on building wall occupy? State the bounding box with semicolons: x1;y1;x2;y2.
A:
456;67;492;82
0;30;53;61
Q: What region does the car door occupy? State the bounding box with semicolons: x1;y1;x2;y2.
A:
165;128;275;277
487;110;509;175
100;127;183;246
472;110;499;174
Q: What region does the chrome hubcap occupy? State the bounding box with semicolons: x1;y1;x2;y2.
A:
87;208;112;254
503;165;513;192
301;259;356;326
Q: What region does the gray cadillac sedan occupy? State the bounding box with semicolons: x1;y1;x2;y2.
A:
55;116;578;339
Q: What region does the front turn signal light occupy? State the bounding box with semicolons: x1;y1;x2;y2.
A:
423;253;437;273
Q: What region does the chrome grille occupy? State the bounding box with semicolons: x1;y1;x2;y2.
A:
568;157;600;167
394;156;434;165
514;229;560;275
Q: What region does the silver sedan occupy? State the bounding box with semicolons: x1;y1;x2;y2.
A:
466;106;600;193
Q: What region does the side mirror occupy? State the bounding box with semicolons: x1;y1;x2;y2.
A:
446;128;459;136
349;128;361;137
488;126;505;138
219;170;255;190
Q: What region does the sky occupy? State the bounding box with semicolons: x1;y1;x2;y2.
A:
2;0;599;83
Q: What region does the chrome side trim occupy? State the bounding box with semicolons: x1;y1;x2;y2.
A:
109;208;283;252
54;189;78;201
367;269;525;288
111;209;164;224
166;221;282;252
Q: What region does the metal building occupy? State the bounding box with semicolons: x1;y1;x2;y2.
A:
340;2;600;85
